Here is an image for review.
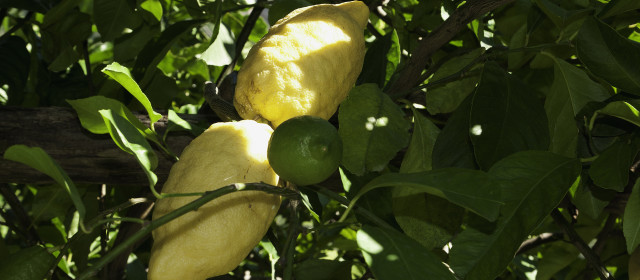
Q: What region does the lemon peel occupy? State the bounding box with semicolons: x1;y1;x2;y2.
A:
234;1;369;127
148;120;280;280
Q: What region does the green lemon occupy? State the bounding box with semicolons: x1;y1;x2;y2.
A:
267;115;342;186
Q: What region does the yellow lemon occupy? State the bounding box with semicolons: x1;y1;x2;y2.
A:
148;120;280;280
234;1;369;127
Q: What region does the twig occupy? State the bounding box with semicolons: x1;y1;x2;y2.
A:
76;183;299;280
387;0;515;96
81;40;94;96
216;3;265;85
516;232;563;255
0;184;40;245
550;209;615;280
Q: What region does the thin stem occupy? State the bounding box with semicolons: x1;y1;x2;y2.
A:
550;209;615;280
301;185;396;231
76;183;299;279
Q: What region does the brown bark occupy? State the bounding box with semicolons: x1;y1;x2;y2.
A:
387;0;515;96
0;106;213;186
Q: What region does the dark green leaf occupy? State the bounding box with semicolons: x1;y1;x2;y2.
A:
576;17;640;95
358;32;394;88
449;151;581;279
599;0;640;18
591;101;640;129
132;19;206;87
31;186;73;222
544;54;610;157
3;145;86;223
0;36;30;100
432;95;477;169
534;0;590;28
469;62;549;170
338;84;410;175
425;49;483;115
293;259;352;280
589;139;639;191
624;178;640;253
356;225;456;280
268;0;311;25
572;179;615;219
0;246;56;280
399;108;440;173
93;0;141;41
41;5;92;71
350;168;502;222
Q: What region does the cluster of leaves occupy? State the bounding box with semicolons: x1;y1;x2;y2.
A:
1;0;640;280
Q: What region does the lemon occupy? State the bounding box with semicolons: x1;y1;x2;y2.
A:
148;120;280;280
267;115;342;186
234;1;369;127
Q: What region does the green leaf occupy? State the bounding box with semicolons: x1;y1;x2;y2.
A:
356;225;456;280
0;246;56;280
350;168;502;222
166;109;205;137
469;62;549;170
399;108;440;173
576;17;640;95
93;0;141;41
268;0;311;25
591;101;640;129
432;94;477;169
449;151;581;279
544;54;610;157
393;110;463;249
598;0;640;18
425;49;483;115
624;178;640;253
31;186;74;222
534;0;590;28
338;84;410;175
41;3;92;71
200;23;235;66
68;96;149;134
99;109;159;188
132;19;206;87
392;188;464;250
572;179;614;219
358;32;394;88
140;0;163;22
102;62;162;125
0;36;30;104
3;145;86;222
293;259;352;280
589;139;639;191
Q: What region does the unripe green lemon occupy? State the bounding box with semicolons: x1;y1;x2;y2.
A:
267;115;342;186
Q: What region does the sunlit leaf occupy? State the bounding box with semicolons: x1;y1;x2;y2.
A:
3;145;86;221
99;109;158;187
102;62;162;125
357;225;456;280
140;0;163;21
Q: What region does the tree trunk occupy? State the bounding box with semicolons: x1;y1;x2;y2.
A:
0;106;214;186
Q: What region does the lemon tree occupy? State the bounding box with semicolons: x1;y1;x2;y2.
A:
268;115;342;186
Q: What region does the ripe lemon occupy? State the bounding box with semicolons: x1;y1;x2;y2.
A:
148;120;280;280
234;1;369;127
267;115;342;186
